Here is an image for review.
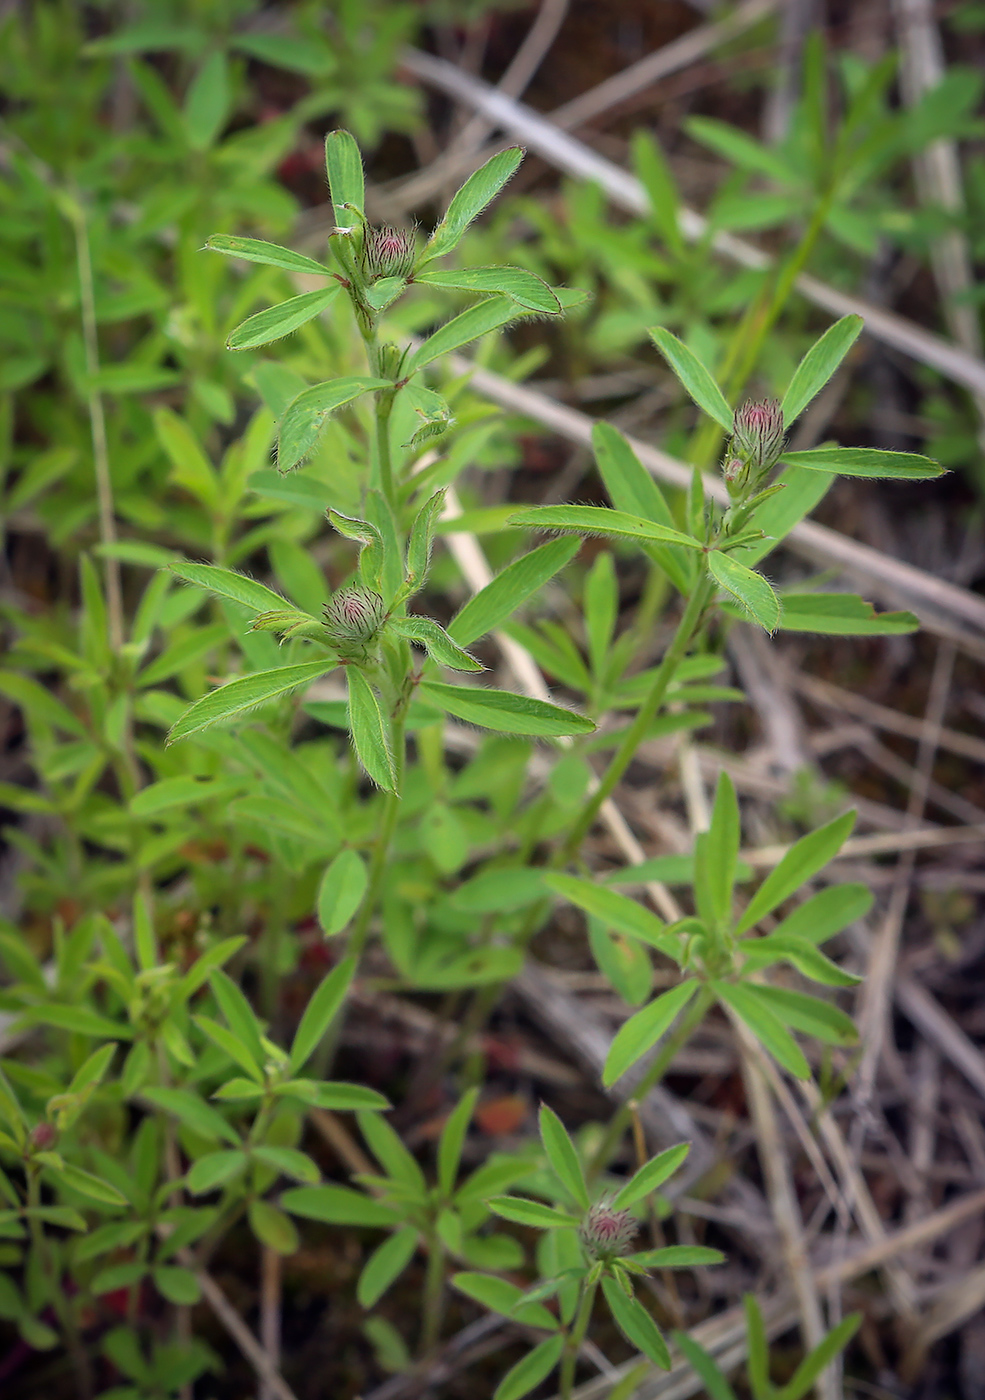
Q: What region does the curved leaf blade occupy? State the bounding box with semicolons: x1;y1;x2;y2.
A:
166;660;331;745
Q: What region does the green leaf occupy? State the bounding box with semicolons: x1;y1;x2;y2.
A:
252;1146;320;1184
184;50;230;150
170;561;288;614
23;1004;130;1040
708;552;780;633
186;1149;248;1194
670;1332;737;1400
754;985;859;1047
325;129;365;224
781;315;864;426
248;1199;299;1255
226;287;339;351
771;884;873;945
281;1184;399;1227
193;1015;261;1082
544;874;678;959
131;775;243;818
415;266;560;314
538;1106;589;1211
166;660;330;744
649;327;732;432
275;1080;389;1112
452;1273;559;1331
347;669;397;792
591;425;689;592
493;1334;565;1400
777;1313;862;1400
777;594;919;635
289;957;355;1074
629;1245;724;1268
448;537;580;647
424;147;524;262
211;1078;265;1101
210;968;266;1064
612;1144;690;1210
485;1197;581;1230
141;1087;241;1147
358;1110;427;1195
601;1277;671;1369
92;1262;147;1295
418;681;595;737
405;489;446;587
152;1265;202;1305
741;935;861;986
278;377;389;472
737;811;855;934
713;981;810;1078
507;504;700;551
317;851;368;937
154;407;219;509
205;234;331;277
603;980;699;1087
390;617;483;671
74;1220;146;1263
744;1294;771;1395
406;299;522;374
357;1227;419;1308
53;1163;128;1207
779;446;942;479
438;1088;479;1197
701;772;740;927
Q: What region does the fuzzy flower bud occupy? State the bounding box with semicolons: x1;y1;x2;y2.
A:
579;1199;638;1259
29;1122;58;1151
362;225;416;281
731;398;785;471
323;587;386;646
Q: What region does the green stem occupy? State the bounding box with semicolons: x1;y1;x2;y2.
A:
587;985;715;1181
27;1168;92;1399
420;1232;445;1356
348;697;407;964
561;570;715;863
559;1280;597;1399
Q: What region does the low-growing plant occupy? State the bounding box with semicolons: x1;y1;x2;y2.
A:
0;110;944;1399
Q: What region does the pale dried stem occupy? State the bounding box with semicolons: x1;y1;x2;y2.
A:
736;1025;833;1400
259;1247;282;1400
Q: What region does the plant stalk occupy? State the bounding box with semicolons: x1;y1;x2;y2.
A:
420;1233;445;1357
561;569;715;862
559;1280;597;1400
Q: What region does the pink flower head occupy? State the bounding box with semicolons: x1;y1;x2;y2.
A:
363;225;416;281
579;1199;638;1259
323;587;385;645
731;397;785;471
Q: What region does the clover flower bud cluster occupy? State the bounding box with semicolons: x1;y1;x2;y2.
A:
579;1199;638;1259
363;225;416;281
323;587;386;646
722;398;785;500
29;1122;58;1151
731;398;785;471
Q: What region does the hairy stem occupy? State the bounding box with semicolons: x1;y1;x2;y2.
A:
559;1280;597;1400
561;569;715;862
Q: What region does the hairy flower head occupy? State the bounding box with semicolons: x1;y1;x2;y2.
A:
731;398;785;472
363;225;416;281
323;587;386;646
579;1199;638;1259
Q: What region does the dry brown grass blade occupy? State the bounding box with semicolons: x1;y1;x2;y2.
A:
403;47;985;402
896;976;985;1104
740;822;985;867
